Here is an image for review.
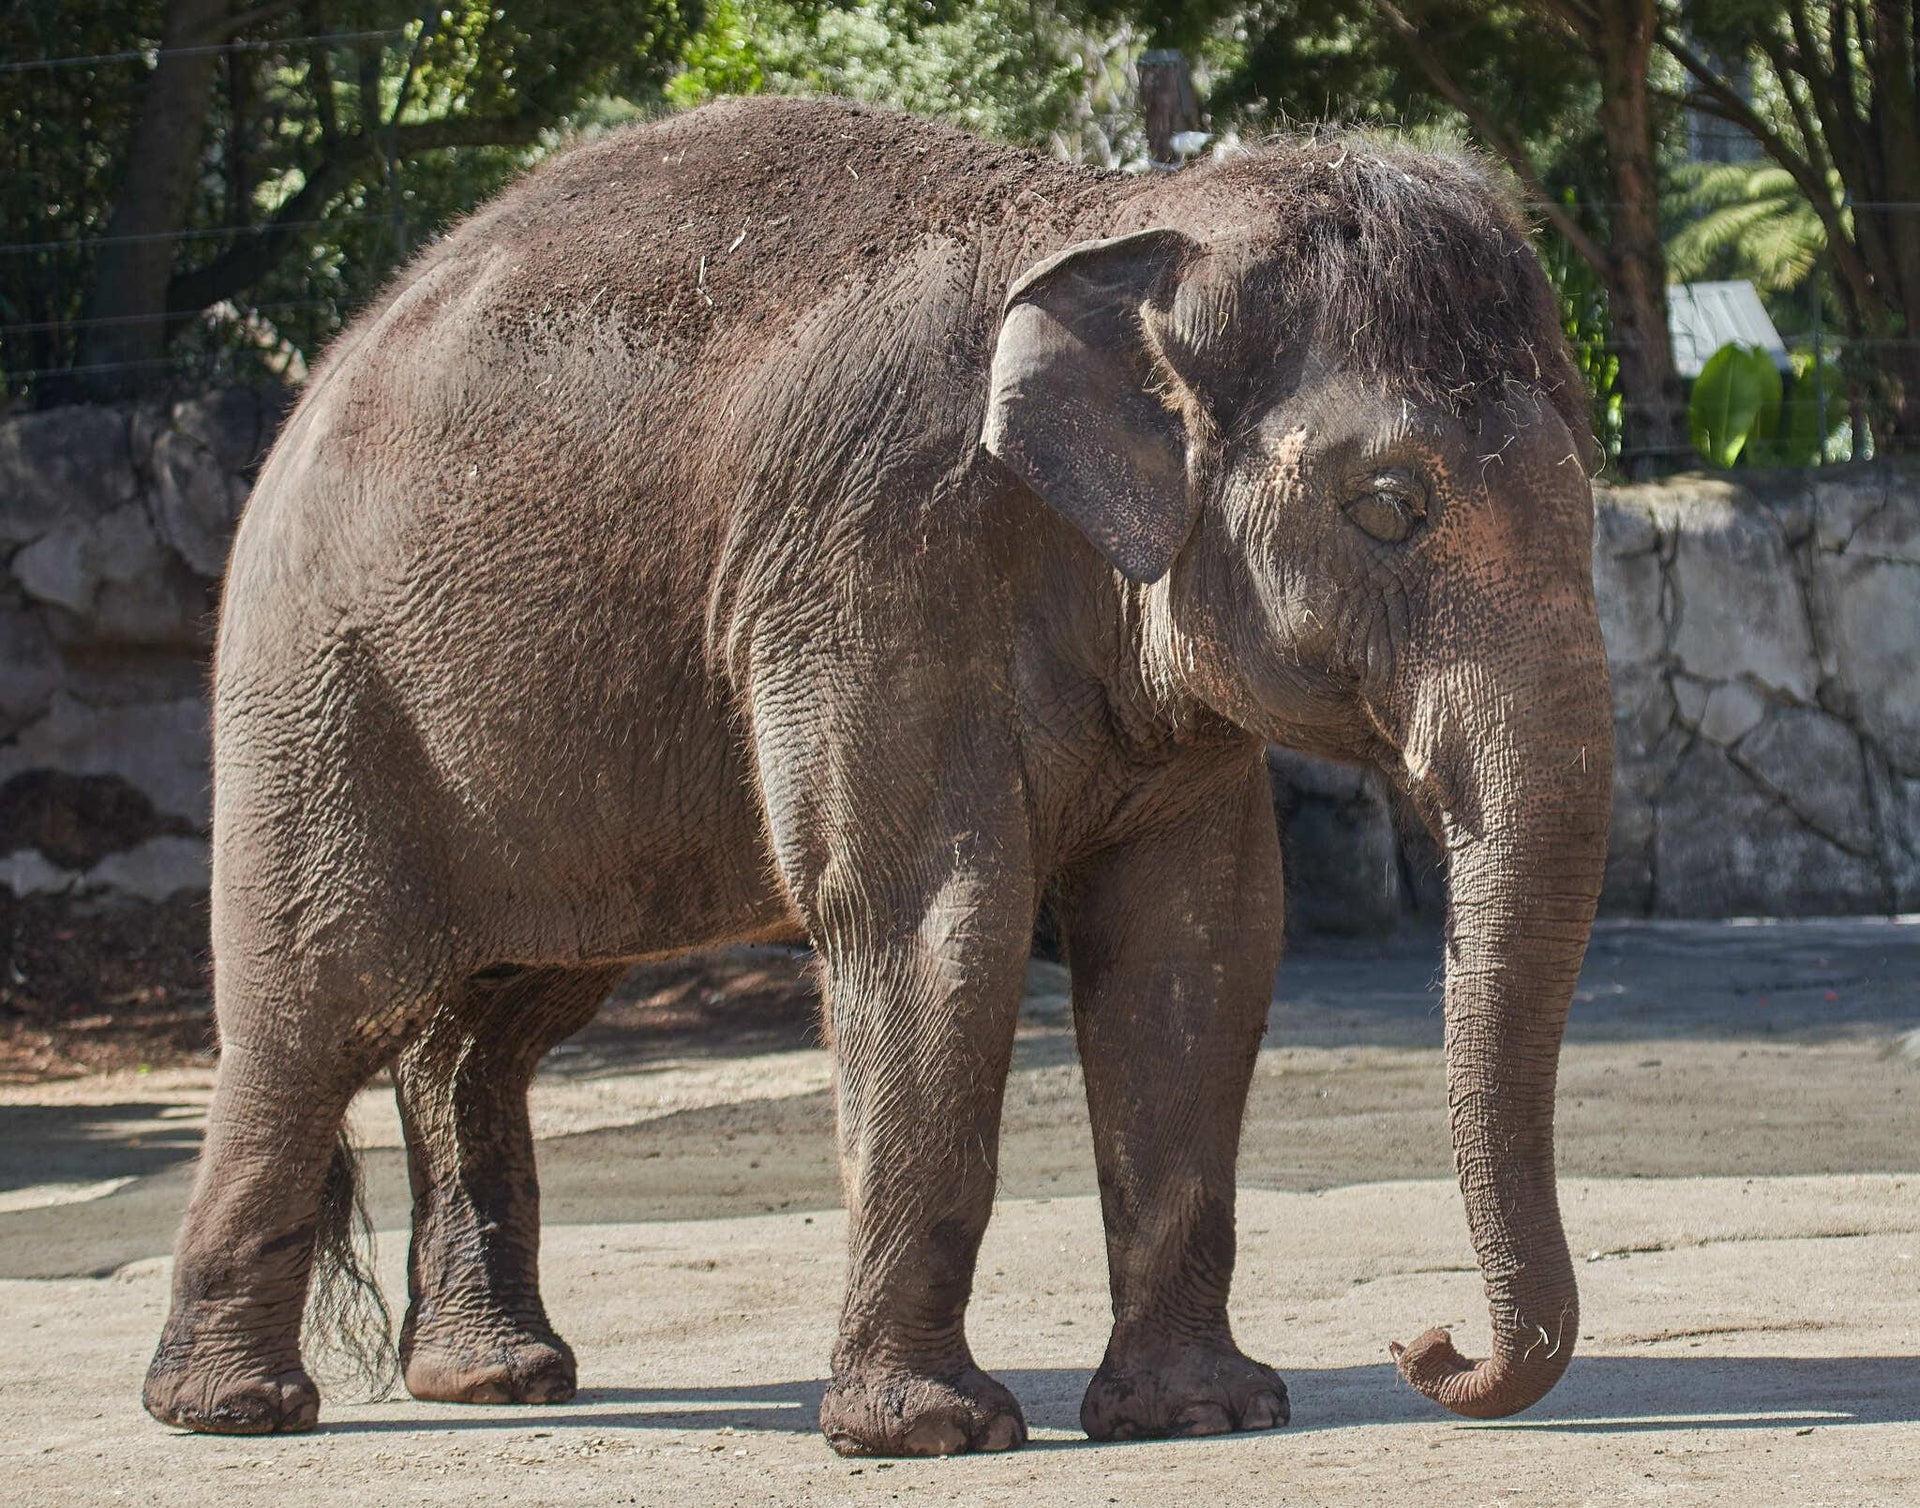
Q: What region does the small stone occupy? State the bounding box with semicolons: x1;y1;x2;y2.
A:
1669;493;1819;701
1;846;73;895
85;835;210;900
1671;674;1712;728
1269;748;1402;935
1812;466;1891;553
151;427;251;578
90;503;166;585
1734;707;1875;854
11;525;94;613
168;388;270;472
1654;740;1882;915
1815;551;1920;770
0;693;210;827
1591;491;1660;556
1698;681;1768;746
1591;520;1664;668
0;607;59;739
0;405;135;544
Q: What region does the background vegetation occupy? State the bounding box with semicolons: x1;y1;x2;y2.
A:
6;0;1915;472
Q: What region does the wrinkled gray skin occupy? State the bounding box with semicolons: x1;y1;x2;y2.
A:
144;98;1613;1454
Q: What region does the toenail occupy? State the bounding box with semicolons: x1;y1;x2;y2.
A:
904;1416;968;1456
1173;1402;1234;1436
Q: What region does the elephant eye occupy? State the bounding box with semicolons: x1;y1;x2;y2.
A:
1344;470;1427;543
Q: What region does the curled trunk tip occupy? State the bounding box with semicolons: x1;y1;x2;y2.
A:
1389;1316;1575;1420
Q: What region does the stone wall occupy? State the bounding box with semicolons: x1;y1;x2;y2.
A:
1281;465;1920;926
1;390;283;904
1595;469;1919;916
2;391;1917;923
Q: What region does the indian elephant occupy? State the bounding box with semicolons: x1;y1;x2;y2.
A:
143;97;1613;1455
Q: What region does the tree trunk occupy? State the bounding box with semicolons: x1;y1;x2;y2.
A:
1594;0;1689;477
77;0;232;397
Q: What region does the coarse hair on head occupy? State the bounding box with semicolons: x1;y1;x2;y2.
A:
1191;128;1591;449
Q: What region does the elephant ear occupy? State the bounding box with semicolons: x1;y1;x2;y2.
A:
983;228;1203;584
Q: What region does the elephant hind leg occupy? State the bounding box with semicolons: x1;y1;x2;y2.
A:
143;966;428;1435
396;964;621;1406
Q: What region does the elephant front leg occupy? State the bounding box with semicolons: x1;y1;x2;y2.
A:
748;610;1037;1456
1063;759;1290;1441
394;965;619;1405
814;864;1035;1457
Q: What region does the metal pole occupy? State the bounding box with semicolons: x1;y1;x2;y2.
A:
1812;267;1827;463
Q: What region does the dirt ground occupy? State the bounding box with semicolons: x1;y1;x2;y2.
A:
0;917;1916;1504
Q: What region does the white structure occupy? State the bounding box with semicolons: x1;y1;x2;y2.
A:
1668;280;1792;377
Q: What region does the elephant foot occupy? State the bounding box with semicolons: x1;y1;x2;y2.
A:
401;1318;578;1405
1081;1332;1288;1441
820;1361;1027;1457
143;1354;320;1435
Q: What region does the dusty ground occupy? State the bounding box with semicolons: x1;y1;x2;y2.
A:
0;918;1916;1504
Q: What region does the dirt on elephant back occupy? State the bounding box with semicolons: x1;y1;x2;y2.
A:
0;886;821;1084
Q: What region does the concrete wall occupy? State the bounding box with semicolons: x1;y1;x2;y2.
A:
3;392;1918;920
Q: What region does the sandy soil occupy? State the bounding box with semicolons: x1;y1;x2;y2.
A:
0;919;1915;1503
4;1178;1917;1506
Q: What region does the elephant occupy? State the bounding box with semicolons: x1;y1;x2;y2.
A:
142;96;1613;1455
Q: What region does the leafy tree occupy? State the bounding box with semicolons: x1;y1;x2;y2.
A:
1666;0;1920;444
667;0;1159;165
2;0;697;402
1666;161;1826;298
2;2;163;397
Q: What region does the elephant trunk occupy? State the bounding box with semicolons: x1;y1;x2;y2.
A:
1390;651;1613;1420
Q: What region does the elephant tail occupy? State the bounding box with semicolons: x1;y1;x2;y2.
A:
306;1127;399;1399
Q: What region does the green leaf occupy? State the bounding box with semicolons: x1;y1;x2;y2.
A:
1690;343;1780;468
1770;353;1844;465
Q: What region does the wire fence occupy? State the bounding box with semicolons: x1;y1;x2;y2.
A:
7;225;1915;472
0;29;406;75
3;25;1914;471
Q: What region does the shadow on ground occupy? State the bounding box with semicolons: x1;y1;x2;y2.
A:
0;1101;204;1193
309;1358;1920;1442
1277;918;1920;1048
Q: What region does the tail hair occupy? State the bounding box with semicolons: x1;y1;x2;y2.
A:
305;1127;399;1399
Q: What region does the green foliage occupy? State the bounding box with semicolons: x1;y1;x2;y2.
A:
0;0;165;389
1762;350;1848;465
668;0;767;101
666;0;1093;148
1203;0;1597;169
2;0;697;400
1690;342;1781;467
1667;163;1828;297
1539;221;1622;466
662;0;1190;166
1689;343;1851;468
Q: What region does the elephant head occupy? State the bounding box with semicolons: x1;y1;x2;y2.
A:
985;141;1613;1420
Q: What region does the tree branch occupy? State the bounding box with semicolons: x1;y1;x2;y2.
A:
303;1;340;147
163;147;367;318
1661;28;1885;327
1532;0;1602;50
185;0;301;46
388;118;544;154
1373;0;1607;271
1661;29;1822;191
163;117;544;317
